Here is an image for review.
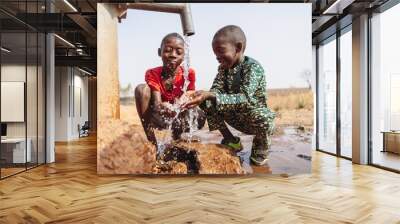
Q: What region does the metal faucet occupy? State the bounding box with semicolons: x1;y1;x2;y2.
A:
118;3;195;36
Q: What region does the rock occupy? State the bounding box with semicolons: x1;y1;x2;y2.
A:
97;119;157;174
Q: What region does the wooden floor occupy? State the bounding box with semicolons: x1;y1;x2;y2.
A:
1;167;26;178
1;135;400;223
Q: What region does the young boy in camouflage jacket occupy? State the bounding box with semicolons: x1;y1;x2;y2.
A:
183;25;275;166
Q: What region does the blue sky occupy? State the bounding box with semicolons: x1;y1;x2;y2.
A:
118;3;312;90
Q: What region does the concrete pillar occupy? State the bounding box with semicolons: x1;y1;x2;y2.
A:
46;33;55;163
88;77;97;131
352;14;369;164
312;45;317;151
97;3;120;121
45;0;55;163
54;67;72;141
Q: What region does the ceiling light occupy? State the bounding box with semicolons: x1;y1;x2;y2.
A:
78;67;93;76
323;0;355;15
63;0;78;12
54;34;75;48
1;47;11;53
76;48;86;55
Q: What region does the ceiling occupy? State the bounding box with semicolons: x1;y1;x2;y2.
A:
310;0;391;44
0;0;97;74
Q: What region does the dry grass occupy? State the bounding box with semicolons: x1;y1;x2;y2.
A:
121;88;315;134
267;88;314;132
268;88;314;111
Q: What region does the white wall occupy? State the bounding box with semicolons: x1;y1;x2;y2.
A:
1;82;25;122
55;66;70;141
1;65;41;138
1;63;46;164
1;65;26;140
55;67;89;141
71;72;89;138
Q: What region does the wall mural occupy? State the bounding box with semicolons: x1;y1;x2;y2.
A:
97;3;313;175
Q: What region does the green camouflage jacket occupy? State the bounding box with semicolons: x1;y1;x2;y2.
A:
209;56;275;118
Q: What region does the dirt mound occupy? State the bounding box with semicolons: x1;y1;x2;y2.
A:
98;119;156;174
98;120;245;175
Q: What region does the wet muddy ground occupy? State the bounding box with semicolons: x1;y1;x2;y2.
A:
98;104;313;175
184;126;312;175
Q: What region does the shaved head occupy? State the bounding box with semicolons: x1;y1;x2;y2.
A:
213;25;247;52
160;32;184;49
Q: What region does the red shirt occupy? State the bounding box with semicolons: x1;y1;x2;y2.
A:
145;66;195;103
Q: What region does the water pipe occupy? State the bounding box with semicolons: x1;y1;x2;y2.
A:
117;3;195;36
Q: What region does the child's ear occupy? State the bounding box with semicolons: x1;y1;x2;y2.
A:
158;48;161;57
236;42;243;53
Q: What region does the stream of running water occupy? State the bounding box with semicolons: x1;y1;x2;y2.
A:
182;35;199;142
156;35;200;157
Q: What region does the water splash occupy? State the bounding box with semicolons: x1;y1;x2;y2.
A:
186;106;199;142
181;35;200;143
156;104;181;156
156;35;199;156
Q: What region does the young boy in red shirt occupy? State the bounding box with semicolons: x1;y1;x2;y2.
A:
135;33;205;146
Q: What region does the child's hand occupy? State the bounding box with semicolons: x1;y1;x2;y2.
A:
183;90;196;99
181;90;214;109
176;91;194;105
155;102;177;118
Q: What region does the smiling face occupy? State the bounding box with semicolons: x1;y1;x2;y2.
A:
159;36;185;74
212;36;243;70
